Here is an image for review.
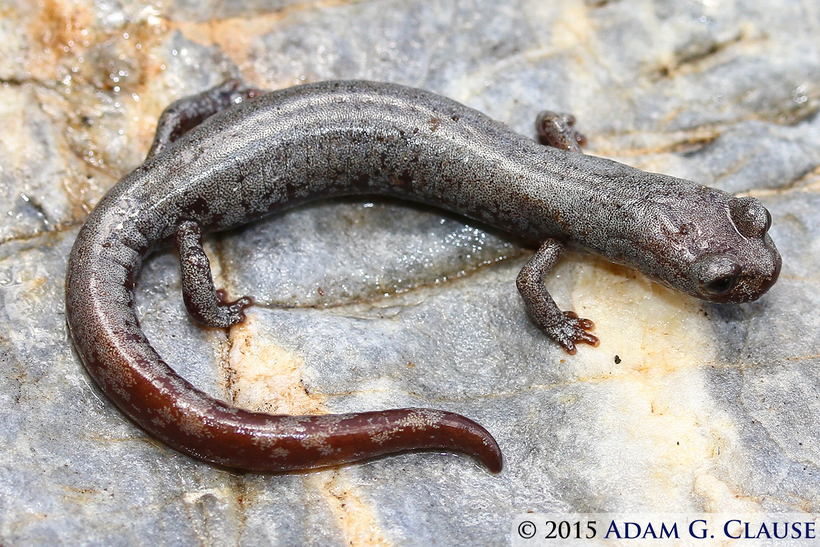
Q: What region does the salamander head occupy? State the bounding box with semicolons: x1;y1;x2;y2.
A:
630;188;781;304
688;195;781;303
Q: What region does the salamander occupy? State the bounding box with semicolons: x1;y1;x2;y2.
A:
65;80;781;473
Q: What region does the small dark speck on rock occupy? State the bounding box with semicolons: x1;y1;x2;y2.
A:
614;355;621;364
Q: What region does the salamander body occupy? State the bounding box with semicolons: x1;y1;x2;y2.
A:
65;80;780;473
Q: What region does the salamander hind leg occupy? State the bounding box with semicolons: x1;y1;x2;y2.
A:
535;111;587;152
176;220;253;328
516;239;599;354
147;79;264;159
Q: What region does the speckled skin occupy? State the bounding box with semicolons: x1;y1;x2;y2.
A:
65;80;780;473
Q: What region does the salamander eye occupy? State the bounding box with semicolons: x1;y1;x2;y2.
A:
729;197;771;238
703;274;737;295
697;257;742;297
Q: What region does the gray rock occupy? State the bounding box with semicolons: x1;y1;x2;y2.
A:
1;0;819;545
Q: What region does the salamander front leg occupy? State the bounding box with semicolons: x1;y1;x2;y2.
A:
535;111;587;152
147;79;263;159
516;239;599;354
176;220;253;328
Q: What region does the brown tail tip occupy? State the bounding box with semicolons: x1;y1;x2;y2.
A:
432;409;503;473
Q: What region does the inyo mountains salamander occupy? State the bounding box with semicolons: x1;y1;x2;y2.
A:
65;80;781;473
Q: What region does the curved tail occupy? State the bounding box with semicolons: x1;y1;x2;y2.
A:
66;223;502;473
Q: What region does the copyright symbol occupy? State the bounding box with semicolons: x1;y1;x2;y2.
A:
518;520;537;539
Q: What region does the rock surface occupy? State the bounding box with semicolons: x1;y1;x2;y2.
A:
1;0;819;545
